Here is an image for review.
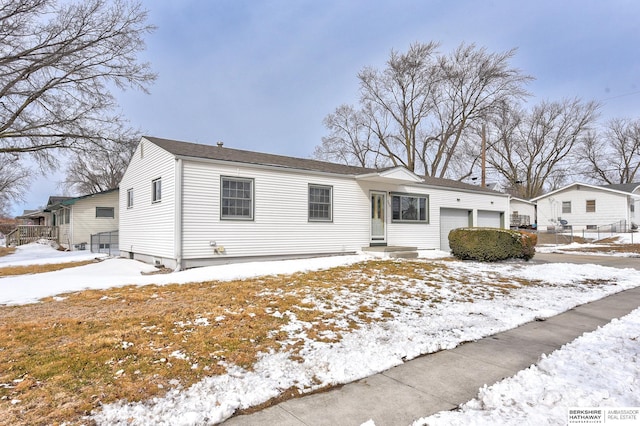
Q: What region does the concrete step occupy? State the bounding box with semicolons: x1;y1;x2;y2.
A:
387;251;419;259
362;246;419;259
361;246;417;253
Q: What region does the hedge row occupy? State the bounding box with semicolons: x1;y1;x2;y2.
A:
448;227;537;262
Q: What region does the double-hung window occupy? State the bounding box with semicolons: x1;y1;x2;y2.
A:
586;199;596;213
152;178;162;203
391;193;428;222
562;201;571;214
221;176;254;220
309;184;332;221
127;188;134;208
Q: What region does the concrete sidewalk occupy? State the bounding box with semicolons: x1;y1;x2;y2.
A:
224;284;640;425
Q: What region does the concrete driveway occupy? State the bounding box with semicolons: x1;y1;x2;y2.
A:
533;252;640;270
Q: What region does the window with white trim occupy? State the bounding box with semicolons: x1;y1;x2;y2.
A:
309;184;332;221
391;193;428;222
221;176;254;220
152;178;162;203
562;201;571;214
127;188;133;208
586;199;596;213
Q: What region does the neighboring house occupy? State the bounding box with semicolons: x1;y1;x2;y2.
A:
531;182;640;232
509;197;536;228
119;136;509;269
16;209;49;226
45;189;119;250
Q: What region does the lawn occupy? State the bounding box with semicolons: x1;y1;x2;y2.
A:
0;240;639;425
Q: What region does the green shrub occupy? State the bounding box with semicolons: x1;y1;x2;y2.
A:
448;227;537;262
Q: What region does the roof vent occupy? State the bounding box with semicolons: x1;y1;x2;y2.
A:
216;141;224;147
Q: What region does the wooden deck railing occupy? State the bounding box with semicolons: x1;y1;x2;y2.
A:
5;226;59;247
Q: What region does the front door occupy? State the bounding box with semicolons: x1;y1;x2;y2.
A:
370;192;386;244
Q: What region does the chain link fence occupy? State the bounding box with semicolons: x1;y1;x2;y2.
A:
90;230;119;256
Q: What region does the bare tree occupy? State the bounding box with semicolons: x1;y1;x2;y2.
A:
314;42;532;177
487;98;600;199
422;44;532;178
0;155;30;216
0;0;154;212
313;104;384;168
0;0;155;158
358;41;440;171
580;118;640;184
63;130;138;194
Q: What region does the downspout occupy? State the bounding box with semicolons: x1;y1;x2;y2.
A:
174;158;184;271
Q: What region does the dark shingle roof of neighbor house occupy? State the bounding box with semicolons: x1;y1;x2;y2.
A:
145;136;502;195
600;182;640;194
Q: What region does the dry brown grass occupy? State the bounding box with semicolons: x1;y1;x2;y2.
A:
0;260;100;277
0;258;544;425
0;247;15;257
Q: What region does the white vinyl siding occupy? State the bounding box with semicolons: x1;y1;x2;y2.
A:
181;160;368;260
535;186;630;232
363;182;508;250
119;138;176;260
61;191;119;249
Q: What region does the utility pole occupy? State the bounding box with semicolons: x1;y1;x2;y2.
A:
481;123;486;187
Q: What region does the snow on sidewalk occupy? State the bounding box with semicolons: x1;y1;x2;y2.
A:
414;307;640;426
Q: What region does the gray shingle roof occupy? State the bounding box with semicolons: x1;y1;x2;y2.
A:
600;182;640;194
144;136;503;195
146;136;376;175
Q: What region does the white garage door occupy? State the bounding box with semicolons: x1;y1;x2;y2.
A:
440;208;471;251
477;210;503;228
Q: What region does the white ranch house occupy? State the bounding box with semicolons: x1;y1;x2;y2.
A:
119;137;509;269
532;182;640;232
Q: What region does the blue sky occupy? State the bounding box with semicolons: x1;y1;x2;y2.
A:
13;0;640;215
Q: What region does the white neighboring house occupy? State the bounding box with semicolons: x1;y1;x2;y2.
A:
509;197;536;228
531;182;640;232
45;189;119;250
119;136;509;269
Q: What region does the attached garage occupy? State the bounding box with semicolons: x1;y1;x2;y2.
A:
477;210;503;228
440;208;471;251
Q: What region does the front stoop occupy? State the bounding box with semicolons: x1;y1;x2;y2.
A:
362;246;419;259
